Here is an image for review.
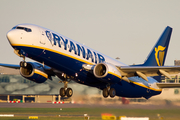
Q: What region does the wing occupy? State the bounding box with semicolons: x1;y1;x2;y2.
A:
0;63;55;76
117;66;180;81
0;63;20;69
83;63;180;82
0;63;20;75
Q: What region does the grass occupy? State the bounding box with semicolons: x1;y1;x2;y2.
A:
0;107;180;120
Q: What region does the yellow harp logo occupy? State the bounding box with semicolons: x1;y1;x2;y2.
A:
155;46;166;66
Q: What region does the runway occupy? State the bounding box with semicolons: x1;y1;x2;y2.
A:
0;103;180;109
0;103;180;120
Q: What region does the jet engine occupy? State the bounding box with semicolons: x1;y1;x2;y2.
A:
93;63;122;83
20;62;48;83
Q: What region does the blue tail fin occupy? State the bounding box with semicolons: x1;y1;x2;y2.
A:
140;26;172;66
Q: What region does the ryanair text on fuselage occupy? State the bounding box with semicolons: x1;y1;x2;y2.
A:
45;30;105;64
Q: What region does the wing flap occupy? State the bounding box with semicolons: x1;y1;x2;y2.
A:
117;66;180;81
159;69;172;79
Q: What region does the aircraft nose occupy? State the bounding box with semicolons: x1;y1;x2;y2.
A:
6;30;17;45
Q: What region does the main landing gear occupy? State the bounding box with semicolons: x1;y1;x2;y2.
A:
59;80;73;98
102;86;116;98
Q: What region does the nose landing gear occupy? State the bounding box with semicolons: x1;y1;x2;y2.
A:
20;56;27;67
20;61;27;67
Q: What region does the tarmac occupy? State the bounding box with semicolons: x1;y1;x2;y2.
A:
0;103;180;109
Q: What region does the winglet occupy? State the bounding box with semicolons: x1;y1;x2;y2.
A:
141;26;172;66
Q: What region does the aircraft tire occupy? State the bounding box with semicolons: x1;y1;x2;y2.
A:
20;61;22;67
109;88;116;98
66;88;73;97
20;61;27;67
60;88;66;97
103;88;109;98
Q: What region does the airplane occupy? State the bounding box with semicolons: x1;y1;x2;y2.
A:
2;23;180;99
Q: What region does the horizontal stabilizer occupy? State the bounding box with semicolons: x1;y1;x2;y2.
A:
157;83;180;88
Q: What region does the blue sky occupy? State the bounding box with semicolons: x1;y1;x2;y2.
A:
0;0;180;65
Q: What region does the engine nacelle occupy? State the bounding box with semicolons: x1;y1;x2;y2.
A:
93;63;122;83
20;62;48;83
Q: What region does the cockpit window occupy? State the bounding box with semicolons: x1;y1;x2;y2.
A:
24;28;32;32
12;26;32;32
16;27;25;30
12;26;17;29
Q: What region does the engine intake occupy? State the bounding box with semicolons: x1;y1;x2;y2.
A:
20;62;48;83
93;63;108;78
93;63;122;83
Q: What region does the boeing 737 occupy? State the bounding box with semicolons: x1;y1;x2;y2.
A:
2;24;180;99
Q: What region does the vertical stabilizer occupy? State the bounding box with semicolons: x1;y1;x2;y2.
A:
142;26;172;66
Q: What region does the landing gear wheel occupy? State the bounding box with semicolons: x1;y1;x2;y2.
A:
66;88;73;97
103;88;109;98
20;61;23;67
109;88;116;98
20;61;27;67
60;88;66;97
